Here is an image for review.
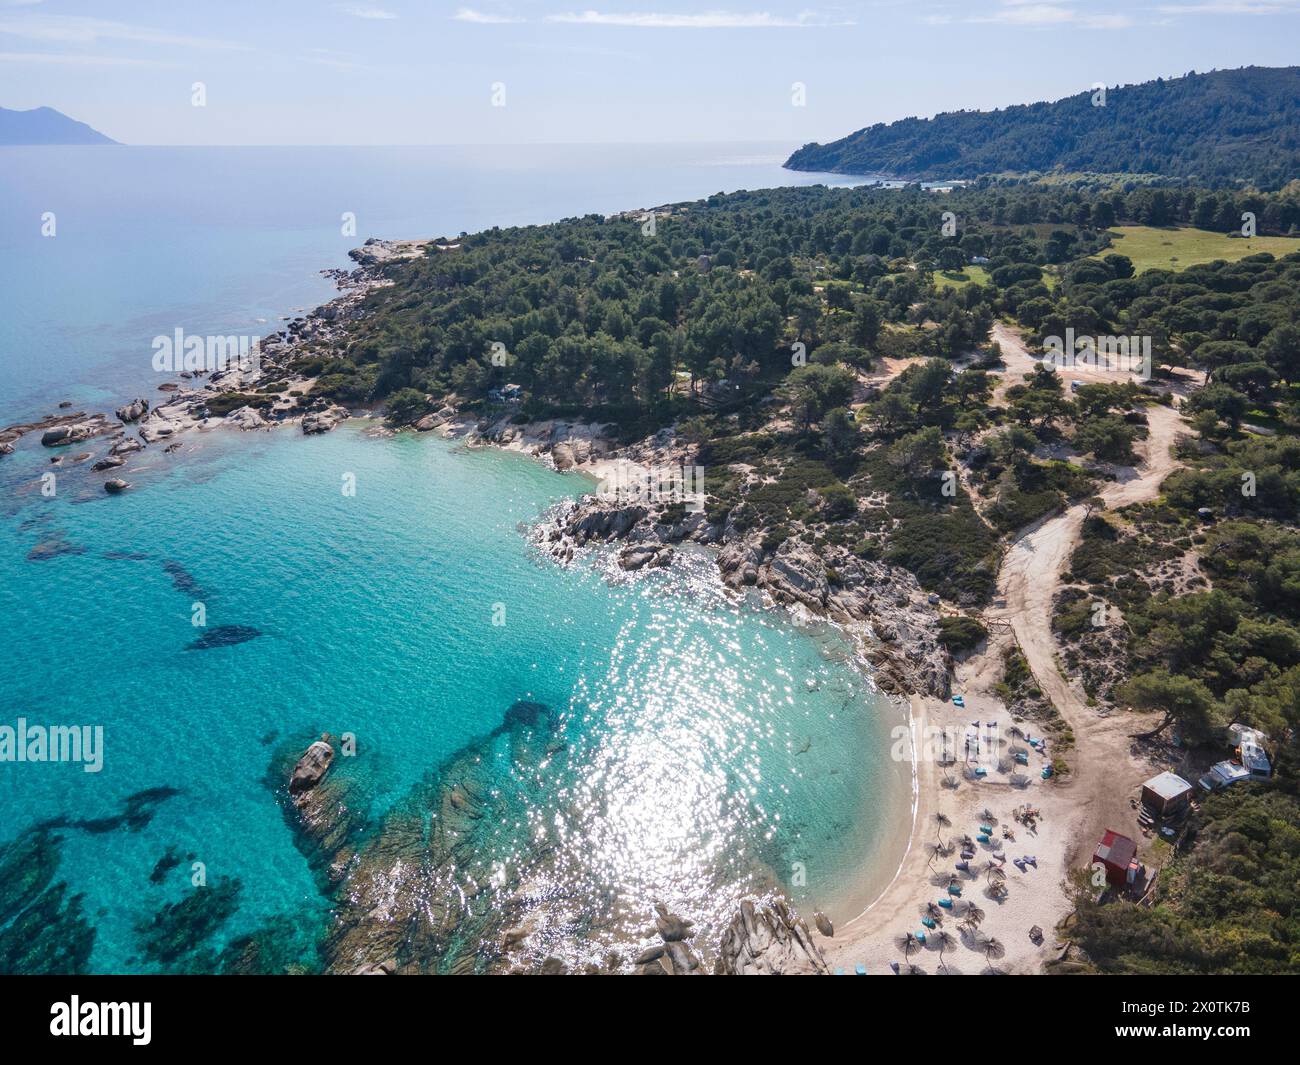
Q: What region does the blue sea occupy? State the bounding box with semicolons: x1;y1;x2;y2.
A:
0;143;909;973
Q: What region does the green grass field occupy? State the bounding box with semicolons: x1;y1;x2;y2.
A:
1097;226;1300;273
935;265;990;290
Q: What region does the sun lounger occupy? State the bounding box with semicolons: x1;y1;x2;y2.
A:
890;961;900;974
856;963;867;975
979;824;993;834
977;834;990;843
938;897;953;909
922;917;936;929
915;931;927;944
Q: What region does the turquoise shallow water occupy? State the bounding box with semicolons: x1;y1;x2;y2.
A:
0;424;908;970
0;143;906;972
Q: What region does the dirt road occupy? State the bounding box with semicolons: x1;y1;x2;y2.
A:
984;323;1188;865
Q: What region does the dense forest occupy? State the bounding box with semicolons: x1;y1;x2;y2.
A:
785;67;1300;191
311;178;1300;421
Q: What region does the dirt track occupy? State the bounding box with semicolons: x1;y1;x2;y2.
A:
824;324;1191;973
984;323;1188;866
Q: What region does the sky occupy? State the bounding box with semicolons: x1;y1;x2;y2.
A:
0;0;1296;146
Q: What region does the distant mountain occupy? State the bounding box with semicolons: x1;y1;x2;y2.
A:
0;106;117;146
786;67;1300;190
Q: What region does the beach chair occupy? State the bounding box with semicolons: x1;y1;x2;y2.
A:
947;885;962;896
855;963;867;975
938;897;954;909
975;767;988;777
922;917;937;929
915;931;927;944
1041;766;1053;779
977;833;991;843
952;695;965;707
979;824;994;834
890;961;900;974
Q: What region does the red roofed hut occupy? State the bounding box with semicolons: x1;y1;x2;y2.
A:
1092;830;1139;888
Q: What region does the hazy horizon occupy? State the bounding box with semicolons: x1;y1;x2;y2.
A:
1;1;1297;147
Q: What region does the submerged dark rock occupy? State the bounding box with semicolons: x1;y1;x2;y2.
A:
162;559;205;598
50;785;183;835
135;875;242;964
26;533;85;562
149;845;183;885
187;625;261;650
0;828;96;975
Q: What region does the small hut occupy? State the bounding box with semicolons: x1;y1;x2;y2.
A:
1141;772;1194;817
1092;830;1139;888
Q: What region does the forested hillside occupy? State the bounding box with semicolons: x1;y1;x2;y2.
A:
786;67;1300;190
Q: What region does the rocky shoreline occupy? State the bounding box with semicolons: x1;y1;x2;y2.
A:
0;237;422;487
282;727;832;975
464;412;951;699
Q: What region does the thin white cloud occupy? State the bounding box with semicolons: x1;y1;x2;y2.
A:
340;5;399;18
453;7;525;21
0;13;252;49
952;2;1135;29
1157;0;1298;11
545;10;854;27
0;50;173;66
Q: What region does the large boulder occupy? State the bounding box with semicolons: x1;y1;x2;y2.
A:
226;405;269;431
551;441;576;470
413;407;454;432
618;544;674;571
115;397;149;423
302;405;349;435
715;899;829;975
762;539;829;610
718;539;763;588
41;422;100;447
289;738;334;794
